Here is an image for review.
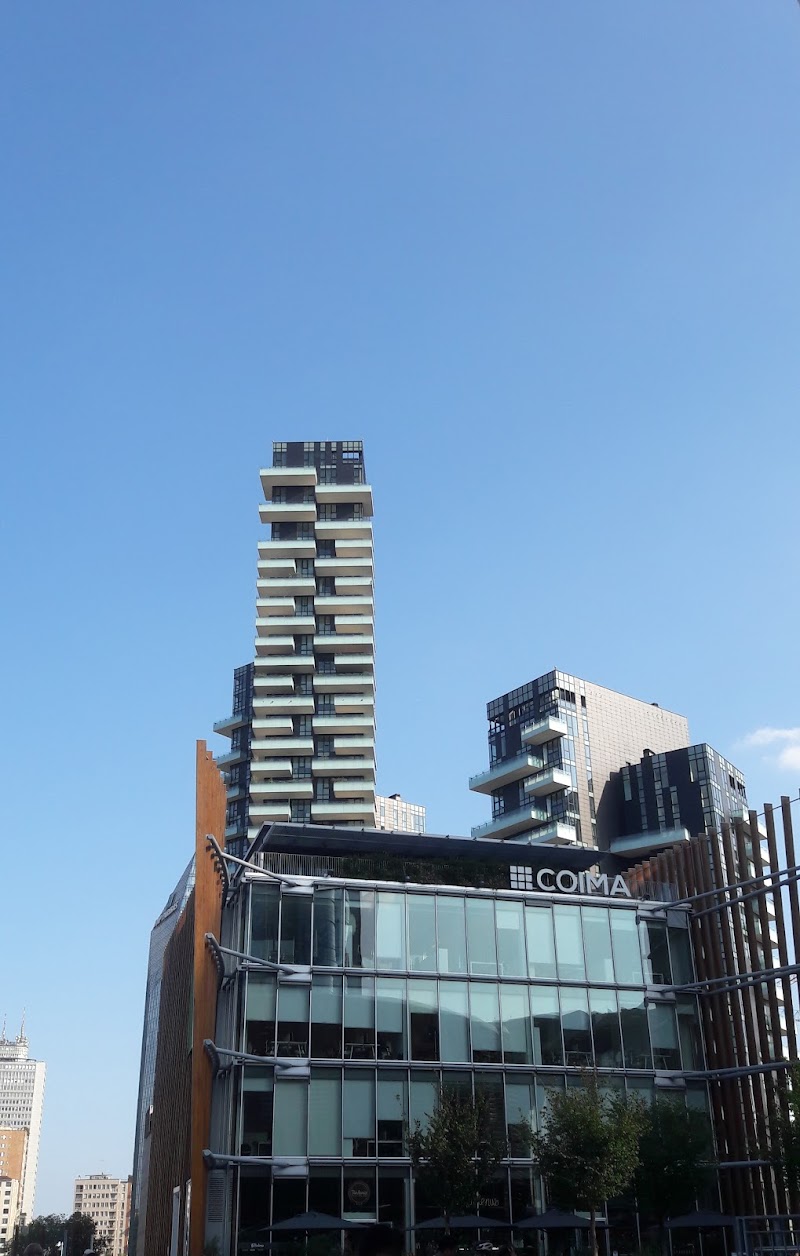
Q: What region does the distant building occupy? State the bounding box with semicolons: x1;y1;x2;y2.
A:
74;1174;132;1256
129;860;195;1255
0;1027;45;1222
0;1129;27;1188
0;1176;20;1254
375;793;425;833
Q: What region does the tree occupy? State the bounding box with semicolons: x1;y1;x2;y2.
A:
407;1086;516;1231
64;1211;103;1255
771;1062;800;1201
532;1076;647;1256
9;1214;65;1255
635;1098;715;1252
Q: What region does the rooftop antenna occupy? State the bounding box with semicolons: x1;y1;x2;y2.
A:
19;1009;26;1040
1;1013;5;1040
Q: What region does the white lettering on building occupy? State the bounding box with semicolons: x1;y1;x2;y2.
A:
534;868;632;899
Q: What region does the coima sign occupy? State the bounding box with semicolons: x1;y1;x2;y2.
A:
534;868;632;899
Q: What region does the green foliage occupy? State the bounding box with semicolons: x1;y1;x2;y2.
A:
407;1087;515;1225
532;1077;647;1256
9;1211;102;1256
635;1098;715;1227
771;1061;800;1196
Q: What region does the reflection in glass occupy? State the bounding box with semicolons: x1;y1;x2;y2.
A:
439;981;470;1062
554;904;585;981
250;884;279;962
669;927;694;985
506;1076;536;1155
344;975;375;1059
343;1069;375;1156
376;892;406;971
531;986;563;1065
640;921;672;985
313;887;343;966
583;907;614;983
437;896;467;974
590;989;622;1067
280;893;312;965
408;895;437;972
619;990;652;1069
309;1068;341;1155
311;975;342;1059
410;1072;439;1132
377;978;407;1060
676;997;702;1070
471;984;502;1064
377;1070;407;1157
273;1077;308;1155
525;906;556;980
500;985;533;1064
648;1002;681;1069
466;899;497;975
276;984;310;1057
496;901;527;976
240;1067;273;1156
345;889;376;968
245;973;276;1056
561;987;592;1067
409;980;439;1061
610;912;644;984
475;1071;505;1142
536;1075;565;1126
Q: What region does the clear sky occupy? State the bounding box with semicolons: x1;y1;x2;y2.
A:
1;1;799;1218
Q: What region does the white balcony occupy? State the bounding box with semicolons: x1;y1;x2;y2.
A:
256;614;315;636
335;615;372;634
249;759;293;779
250;779;313;799
521;716;569;746
255;636;297;656
311;800;375;822
313;756;376;776
316;634;374;654
334;736;375;755
507;821;579;847
253;695;314;716
257;555;297;577
315;594;374;616
334;694;375;716
316;519;372;542
314;483;374;512
259;467;317;495
469;752;544;795
334;576;373;595
333;654;375;671
609;828;690;859
313;713;374;735
259;501;316;525
257;653;314;671
315;555;373;578
252;717;295;737
213;711;250;737
251;737;314;757
524;766;572;797
333;778;376;801
257;577;316;597
334;537;373;559
258;538;317;560
253;674;295;694
471;805;550;841
313;673;374;693
255;597;295;618
249;801;292;824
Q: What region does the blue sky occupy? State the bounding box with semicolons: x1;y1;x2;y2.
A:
1;1;799;1217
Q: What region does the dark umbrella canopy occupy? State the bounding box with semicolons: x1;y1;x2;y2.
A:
416;1216;508;1230
666;1211;736;1229
516;1210;605;1230
269;1211;365;1231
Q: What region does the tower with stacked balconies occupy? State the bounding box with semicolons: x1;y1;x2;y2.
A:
215;441;376;854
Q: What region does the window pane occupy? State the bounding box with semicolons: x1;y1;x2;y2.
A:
525;906;556;980
376;978;407;1061
582;907;614;983
410;1072;439;1133
561;987;592;1067
496;901;527;977
409;979;439;1061
648;1003;681;1069
470;984;501;1064
554;905;585;981
377;1070;407;1157
311;976;342;1059
344;976;375;1060
669;927;694;985
276;984;309;1057
640;921;672;985
245;973;276;1056
589;989;622;1068
535;1075;565;1126
250;884;279;962
241;1067;273;1157
506;1076;536;1155
474;1071;505;1144
273;1079;308;1155
313;887;343;966
408;895;437;972
619;990;652;1069
280;893;312;966
676;997;702;1070
439;981;470;1062
466;899;497;976
309;1069;341;1155
500;985;533;1065
343;1070;375;1156
531;986;563;1066
610;911;644;984
437;897;467;974
376;892;406;971
345;889;376;968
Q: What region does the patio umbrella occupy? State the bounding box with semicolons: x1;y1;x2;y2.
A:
416;1215;509;1230
516;1210;605;1230
269;1211;366;1231
666;1211;736;1229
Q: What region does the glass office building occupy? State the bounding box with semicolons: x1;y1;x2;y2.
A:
204;826;709;1254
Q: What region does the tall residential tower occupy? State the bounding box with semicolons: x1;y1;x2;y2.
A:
215;441;376;855
0;1028;45;1223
